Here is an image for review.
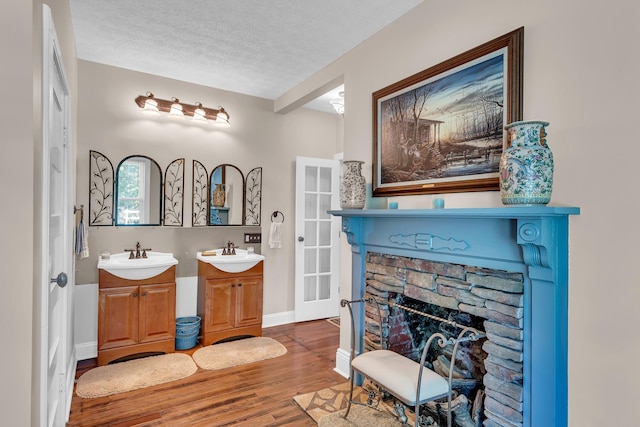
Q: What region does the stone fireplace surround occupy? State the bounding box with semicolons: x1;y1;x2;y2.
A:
364;252;525;426
331;207;579;427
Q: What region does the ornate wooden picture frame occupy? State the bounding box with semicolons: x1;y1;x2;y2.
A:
373;27;524;196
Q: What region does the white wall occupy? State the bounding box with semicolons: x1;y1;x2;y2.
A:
277;1;640;425
0;2;37;424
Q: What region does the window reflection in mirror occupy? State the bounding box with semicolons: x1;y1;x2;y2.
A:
209;164;245;225
115;156;162;226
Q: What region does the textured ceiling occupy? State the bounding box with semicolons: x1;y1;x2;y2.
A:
69;0;422;112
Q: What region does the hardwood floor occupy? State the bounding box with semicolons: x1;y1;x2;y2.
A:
67;320;343;426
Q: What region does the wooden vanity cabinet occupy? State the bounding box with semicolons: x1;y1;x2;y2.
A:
197;260;263;346
98;266;176;365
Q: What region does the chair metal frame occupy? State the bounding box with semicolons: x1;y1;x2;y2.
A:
341;297;483;427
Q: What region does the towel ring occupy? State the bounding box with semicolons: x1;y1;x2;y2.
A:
74;204;84;220
271;211;284;223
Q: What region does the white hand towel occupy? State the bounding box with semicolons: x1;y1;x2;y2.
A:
80;219;89;259
268;222;283;249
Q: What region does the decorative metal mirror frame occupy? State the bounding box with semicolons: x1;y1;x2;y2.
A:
163;158;185;226
89;150;114;226
88;151;262;227
245;167;262;226
192;160;209;227
192;162;263;227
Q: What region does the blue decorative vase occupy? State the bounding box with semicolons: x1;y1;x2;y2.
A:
499;121;554;205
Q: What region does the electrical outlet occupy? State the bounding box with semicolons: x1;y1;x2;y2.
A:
244;233;262;244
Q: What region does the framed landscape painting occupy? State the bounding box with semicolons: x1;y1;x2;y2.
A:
373;27;524;196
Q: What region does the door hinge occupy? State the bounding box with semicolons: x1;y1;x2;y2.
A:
59;371;66;392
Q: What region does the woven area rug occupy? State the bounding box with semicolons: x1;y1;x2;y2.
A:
318;405;402;427
75;353;197;398
293;381;403;426
326;316;340;328
192;336;287;370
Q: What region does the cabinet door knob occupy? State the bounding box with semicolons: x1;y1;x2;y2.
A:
141;291;147;296
231;284;235;288
238;283;242;287
132;292;138;297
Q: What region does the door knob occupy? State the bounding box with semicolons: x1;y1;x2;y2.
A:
50;272;68;288
298;236;304;242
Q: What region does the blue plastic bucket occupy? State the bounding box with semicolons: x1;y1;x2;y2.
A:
175;316;201;350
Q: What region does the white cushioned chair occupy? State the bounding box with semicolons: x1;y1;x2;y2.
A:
341;297;453;427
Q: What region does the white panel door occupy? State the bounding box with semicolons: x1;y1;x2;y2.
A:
42;6;74;426
294;156;340;322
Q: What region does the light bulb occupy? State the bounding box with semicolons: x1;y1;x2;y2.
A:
143;98;159;113
193;102;207;122
169;98;184;118
142;92;159;113
214;108;230;127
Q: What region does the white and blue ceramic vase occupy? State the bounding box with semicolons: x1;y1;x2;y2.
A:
499;121;554;205
340;160;366;209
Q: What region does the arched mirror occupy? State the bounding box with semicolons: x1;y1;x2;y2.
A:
115;155;162;226
209;164;245;225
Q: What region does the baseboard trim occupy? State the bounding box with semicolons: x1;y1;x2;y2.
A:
334;347;350;378
262;311;296;328
65;350;77;419
76;341;97;361
75;311;306;360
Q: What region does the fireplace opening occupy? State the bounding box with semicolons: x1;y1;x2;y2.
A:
397;294;487;387
364;289;488;425
364;252;525;427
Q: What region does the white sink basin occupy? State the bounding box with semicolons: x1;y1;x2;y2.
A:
98;251;178;280
197;248;265;273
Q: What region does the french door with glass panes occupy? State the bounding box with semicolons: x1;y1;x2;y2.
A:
294;157;340;321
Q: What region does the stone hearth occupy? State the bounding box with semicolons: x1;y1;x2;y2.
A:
331;207;579;427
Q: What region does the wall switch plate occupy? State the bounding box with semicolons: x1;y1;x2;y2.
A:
244;233;262;244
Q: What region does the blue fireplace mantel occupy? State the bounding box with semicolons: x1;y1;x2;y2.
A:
330;206;580;427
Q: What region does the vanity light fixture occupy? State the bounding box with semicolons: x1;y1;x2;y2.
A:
134;93;231;127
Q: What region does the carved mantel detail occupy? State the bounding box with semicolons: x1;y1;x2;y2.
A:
389;233;470;251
